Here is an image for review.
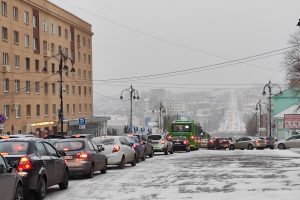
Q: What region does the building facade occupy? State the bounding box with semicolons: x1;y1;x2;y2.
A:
0;0;93;137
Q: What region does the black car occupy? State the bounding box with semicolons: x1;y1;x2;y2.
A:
125;135;147;162
53;138;107;178
0;138;69;200
134;134;154;158
172;136;191;152
0;154;23;200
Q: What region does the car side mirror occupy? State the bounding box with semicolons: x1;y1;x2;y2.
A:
9;161;18;169
98;146;105;152
0;164;5;174
58;150;66;157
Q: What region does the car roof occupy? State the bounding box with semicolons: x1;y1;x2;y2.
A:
0;137;43;142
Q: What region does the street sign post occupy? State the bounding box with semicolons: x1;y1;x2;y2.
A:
79;118;86;129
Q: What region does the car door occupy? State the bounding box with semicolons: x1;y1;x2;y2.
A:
288;135;300;148
285;136;297;148
91;140;106;169
43;142;64;185
87;140;101;171
234;138;243;149
120;137;134;162
0;155;15;200
36;141;55;186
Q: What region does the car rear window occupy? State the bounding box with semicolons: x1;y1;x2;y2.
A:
148;135;162;140
98;138;115;145
54;141;84;151
0;141;29;155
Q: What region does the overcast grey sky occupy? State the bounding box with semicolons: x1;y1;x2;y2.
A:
50;0;300;96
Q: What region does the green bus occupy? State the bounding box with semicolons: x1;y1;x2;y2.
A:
168;120;202;150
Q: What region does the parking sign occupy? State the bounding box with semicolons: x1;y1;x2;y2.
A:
79;118;86;129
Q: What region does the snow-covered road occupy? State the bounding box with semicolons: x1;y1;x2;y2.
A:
46;149;300;200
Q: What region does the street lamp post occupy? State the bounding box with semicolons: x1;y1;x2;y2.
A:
262;81;282;138
120;85;139;133
45;49;75;135
255;100;262;135
152;103;166;130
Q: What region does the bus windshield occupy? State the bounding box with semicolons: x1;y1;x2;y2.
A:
172;124;191;132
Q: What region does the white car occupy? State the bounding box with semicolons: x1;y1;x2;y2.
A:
92;136;136;168
276;135;300;149
148;134;173;155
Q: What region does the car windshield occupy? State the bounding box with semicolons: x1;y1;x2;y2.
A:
0;141;29;155
148;135;162;140
98;138;115;145
172;124;191;132
54;141;84;151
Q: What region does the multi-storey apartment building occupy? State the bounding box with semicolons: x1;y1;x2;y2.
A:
0;0;94;136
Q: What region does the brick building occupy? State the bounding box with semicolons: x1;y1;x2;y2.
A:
0;0;94;137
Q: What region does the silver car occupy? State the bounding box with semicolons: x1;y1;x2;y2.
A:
276;135;300;149
229;136;266;150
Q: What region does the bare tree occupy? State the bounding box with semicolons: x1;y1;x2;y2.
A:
283;30;300;86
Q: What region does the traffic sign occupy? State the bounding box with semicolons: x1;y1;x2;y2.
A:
0;114;6;123
79;118;86;129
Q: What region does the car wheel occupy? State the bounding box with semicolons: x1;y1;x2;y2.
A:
14;183;23;200
131;155;136;167
149;148;154;158
164;147;168;155
87;164;94;178
247;144;254;150
278;143;286;150
58;169;69;190
35;176;46;200
229;145;235;150
101;160;107;174
119;156;126;169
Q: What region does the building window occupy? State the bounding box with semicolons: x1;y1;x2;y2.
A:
4;105;9;119
51;63;55;73
64;29;68;40
88;55;91;65
36;104;40;117
42;20;47;31
13;6;18;20
44;61;48;72
58;26;61;36
78;69;81;79
90;104;92;113
64;47;68;57
83;54;86;63
89;71;92;80
33;38;38;50
2;52;8;65
14;55;19;68
35;59;39;72
78;86;81;95
83;37;86;46
25;57;30;71
35;82;40;94
88;39;91;48
15;80;20;93
15;104;20;118
72;85;75;95
44;82;48;95
66;104;69;114
33;15;38;28
1;1;7;16
84;104;87;113
26;105;31;117
72;104;75;114
26;81;30;93
51;83;56;94
89;87;92;96
79;104;82;113
50;22;55;34
58;45;62;52
24;34;29;47
66;85;69;94
51;43;55;54
43;40;47;52
84;86;87;96
3;78;9;92
24;11;29;25
13;31;19;44
83;70;86;80
2;27;8;41
45;104;49;116
52;104;56;115
78;52;81;62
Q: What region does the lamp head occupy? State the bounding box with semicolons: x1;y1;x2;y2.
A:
297;19;300;27
120;96;123;100
63;65;68;71
137;96;140;100
133;96;136;100
42;67;48;72
279;91;283;95
262;90;266;96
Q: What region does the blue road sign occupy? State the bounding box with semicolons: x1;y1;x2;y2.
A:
79;118;86;129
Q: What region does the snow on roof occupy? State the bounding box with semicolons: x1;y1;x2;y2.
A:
273;105;300;118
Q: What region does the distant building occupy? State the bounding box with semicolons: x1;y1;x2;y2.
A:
0;0;93;137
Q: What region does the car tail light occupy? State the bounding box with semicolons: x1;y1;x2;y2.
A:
183;140;187;145
112;146;121;153
161;139;165;144
63;148;69;151
75;152;89;160
132;144;137;148
17;156;33;172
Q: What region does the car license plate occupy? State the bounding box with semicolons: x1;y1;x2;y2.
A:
175;143;181;145
64;156;73;160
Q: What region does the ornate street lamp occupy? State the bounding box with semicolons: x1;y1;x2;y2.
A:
152;102;166;130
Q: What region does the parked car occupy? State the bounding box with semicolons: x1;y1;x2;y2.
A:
0;154;23;200
229;136;266;150
276;135;300;149
92;136;136;169
148;134;173;155
125;135;147;162
53;138;107;178
0;138;69;200
134;133;154;158
200;139;208;148
207;138;216;149
171;136;190;152
260;137;275;149
218;137;233;149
